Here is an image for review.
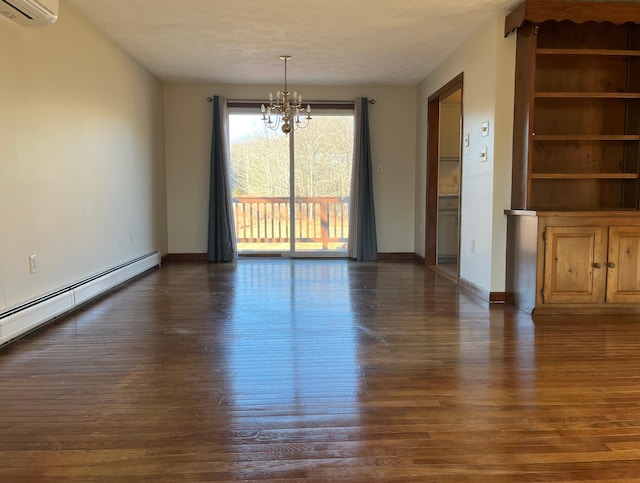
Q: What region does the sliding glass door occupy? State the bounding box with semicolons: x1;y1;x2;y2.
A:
229;108;354;256
293;114;353;253
229;113;290;253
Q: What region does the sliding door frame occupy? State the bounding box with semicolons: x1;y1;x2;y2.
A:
228;101;355;258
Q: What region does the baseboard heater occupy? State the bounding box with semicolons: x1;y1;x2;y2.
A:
0;250;161;346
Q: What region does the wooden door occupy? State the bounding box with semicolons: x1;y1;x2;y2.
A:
606;226;640;304
542;226;607;304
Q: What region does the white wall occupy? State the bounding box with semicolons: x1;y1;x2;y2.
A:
0;3;168;312
439;102;462;192
415;12;516;293
164;84;417;254
439;102;462;159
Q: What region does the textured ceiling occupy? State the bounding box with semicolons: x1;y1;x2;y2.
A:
62;0;524;85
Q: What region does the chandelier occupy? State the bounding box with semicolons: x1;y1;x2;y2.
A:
261;55;311;134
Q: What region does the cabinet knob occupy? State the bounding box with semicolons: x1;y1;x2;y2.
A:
608;262;616;268
593;262;602;269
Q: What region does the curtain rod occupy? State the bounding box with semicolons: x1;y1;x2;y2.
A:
207;97;375;105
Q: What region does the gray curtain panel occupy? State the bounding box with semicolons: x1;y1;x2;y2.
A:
348;97;378;261
207;95;237;262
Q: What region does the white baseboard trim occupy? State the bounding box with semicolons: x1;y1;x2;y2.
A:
0;250;161;346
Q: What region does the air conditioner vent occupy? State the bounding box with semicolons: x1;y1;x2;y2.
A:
0;0;58;27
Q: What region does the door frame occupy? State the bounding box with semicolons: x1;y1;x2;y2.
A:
426;73;464;272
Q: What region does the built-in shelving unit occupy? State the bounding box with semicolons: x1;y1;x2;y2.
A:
512;19;640;211
505;1;640;316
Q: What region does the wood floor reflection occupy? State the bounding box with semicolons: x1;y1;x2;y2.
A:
3;259;640;481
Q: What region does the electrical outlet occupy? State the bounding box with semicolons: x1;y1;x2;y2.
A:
29;255;37;273
375;165;384;174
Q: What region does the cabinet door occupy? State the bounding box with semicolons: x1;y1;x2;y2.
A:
543;226;607;304
606;226;640;304
437;208;458;259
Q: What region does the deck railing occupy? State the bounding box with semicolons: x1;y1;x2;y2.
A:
232;196;350;250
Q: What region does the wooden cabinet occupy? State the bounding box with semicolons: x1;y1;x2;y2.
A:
542;226;607;305
437;195;458;263
606;226;640;303
506;211;640;315
541;225;640;306
505;1;640;316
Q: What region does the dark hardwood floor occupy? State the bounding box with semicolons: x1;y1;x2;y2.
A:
2;259;640;481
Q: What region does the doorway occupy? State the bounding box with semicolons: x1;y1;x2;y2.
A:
228;108;355;257
426;74;463;280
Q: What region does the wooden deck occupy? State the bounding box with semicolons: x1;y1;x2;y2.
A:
233;196;349;250
2;260;640;481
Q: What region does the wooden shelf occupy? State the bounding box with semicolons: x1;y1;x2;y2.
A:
536;48;640;56
509;8;640;213
535;92;640;99
531;134;640;141
506;1;640;315
532;173;640;180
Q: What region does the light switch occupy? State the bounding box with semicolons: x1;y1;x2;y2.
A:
480;146;488;162
464;133;470;147
481;121;489;137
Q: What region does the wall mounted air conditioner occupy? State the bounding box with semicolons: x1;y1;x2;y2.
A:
0;0;57;26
